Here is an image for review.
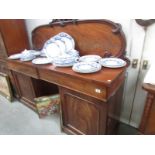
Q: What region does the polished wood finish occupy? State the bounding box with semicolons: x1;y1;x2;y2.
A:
0;20;30;98
11;70;59;111
139;83;155;134
0;19;29;55
32;20;126;58
12;71;37;110
59;87;107;135
59;84;124;135
8;20;127;134
8;60;39;79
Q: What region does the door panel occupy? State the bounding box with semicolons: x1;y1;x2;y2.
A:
130;22;155;127
117;20;146;126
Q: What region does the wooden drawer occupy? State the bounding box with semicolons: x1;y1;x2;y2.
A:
7;60;38;79
39;69;107;101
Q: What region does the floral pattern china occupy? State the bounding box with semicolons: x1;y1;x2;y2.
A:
99;58;126;68
72;62;102;73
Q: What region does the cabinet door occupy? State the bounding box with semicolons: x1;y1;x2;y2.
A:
59;87;107;135
13;71;37;110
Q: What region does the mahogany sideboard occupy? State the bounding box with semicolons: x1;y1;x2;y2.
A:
8;20;128;135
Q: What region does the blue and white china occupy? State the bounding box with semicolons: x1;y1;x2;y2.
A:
29;50;41;56
66;49;79;57
40;50;47;57
99;58;127;68
50;36;66;54
44;40;61;59
20;49;36;61
57;32;75;51
72;62;102;73
32;57;52;65
52;54;78;67
79;55;101;62
53;62;75;67
8;53;22;60
42;32;77;63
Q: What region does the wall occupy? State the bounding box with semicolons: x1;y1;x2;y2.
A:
25;19;52;48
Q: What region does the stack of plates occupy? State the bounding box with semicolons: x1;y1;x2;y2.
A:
52;54;78;67
41;32;81;67
43;32;76;60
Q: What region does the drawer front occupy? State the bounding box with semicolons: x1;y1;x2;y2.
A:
8;61;38;78
39;69;107;100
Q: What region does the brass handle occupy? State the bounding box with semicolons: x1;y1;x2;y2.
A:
132;59;138;68
142;60;148;70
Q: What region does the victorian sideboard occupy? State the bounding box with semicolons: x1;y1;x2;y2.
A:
7;20;128;135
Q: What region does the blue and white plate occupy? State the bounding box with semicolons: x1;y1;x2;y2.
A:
79;55;101;62
57;32;75;51
50;36;66;54
99;58;126;68
29;50;41;56
53;62;75;67
67;49;79;57
44;40;61;59
72;62;102;73
32;57;52;64
52;54;78;67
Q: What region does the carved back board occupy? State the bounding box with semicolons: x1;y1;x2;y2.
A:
32;20;126;57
